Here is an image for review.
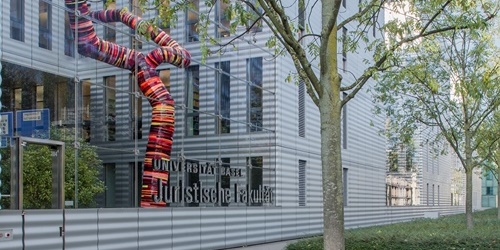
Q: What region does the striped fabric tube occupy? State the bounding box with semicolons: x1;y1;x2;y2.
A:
65;0;191;207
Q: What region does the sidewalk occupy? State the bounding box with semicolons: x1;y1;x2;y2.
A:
225;240;297;250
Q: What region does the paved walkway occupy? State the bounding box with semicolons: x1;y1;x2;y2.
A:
225;240;297;250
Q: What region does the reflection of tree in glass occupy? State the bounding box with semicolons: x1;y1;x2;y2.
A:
0;127;104;209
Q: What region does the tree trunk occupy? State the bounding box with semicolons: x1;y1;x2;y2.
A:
319;0;343;248
464;128;474;229
465;168;474;229
319;89;344;250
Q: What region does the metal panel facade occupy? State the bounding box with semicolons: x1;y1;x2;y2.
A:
0;1;469;249
0;206;465;250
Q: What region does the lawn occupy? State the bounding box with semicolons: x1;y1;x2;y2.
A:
286;208;500;250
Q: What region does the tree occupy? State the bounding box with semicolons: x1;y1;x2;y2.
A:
373;27;500;229
0;127;104;209
132;0;497;248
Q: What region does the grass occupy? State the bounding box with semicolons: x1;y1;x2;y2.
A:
286;208;500;250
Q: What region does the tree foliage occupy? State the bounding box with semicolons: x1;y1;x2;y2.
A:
373;24;500;229
0;128;104;209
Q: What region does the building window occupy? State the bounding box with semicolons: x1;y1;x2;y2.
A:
39;0;52;50
129;162;141;207
103;13;116;43
82;80;91;142
129;74;142;140
156;0;171;35
1;62;76;124
432;184;435;206
215;0;230;37
10;0;24;41
48;77;74;123
342;92;347;149
486;171;493;180
247;57;263;132
159;69;171;92
219;158;230;206
426;183;429;205
342;27;347;72
14;88;22;110
186;66;200;136
425;142;429;172
104;163;116;208
298;81;305;137
486;187;493;195
215;61;230;134
185;160;199;207
343;168;348;206
104;76;116;141
36;85;44;109
130;0;143;16
247;0;263;32
157;10;171;35
129;0;142;48
247;156;263;206
298;0;305;43
299;160;306;206
372;15;377;37
186;0;199;42
103;1;116;43
64;13;75;57
342;0;346;8
130;33;142;49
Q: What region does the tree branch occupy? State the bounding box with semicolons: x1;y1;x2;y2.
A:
341;7;496;107
337;0;380;31
255;0;322;99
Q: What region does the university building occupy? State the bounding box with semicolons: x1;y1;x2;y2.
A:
0;1;465;249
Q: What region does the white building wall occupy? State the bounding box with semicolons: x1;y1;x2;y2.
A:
0;0;470;248
414;126;454;206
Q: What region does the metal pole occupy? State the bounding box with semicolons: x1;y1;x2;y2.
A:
73;0;80;208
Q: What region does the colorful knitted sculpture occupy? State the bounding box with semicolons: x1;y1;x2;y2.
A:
65;0;191;207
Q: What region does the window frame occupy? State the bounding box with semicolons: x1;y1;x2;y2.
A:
186;65;200;136
10;0;25;41
186;0;200;42
39;0;52;50
215;0;231;38
215;61;231;134
246;57;263;132
104;76;116;141
247;156;263;206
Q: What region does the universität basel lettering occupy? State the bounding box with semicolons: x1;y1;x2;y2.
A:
153;159;242;177
152;159;274;206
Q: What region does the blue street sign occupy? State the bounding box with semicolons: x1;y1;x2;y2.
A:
0;112;13;148
15;109;50;139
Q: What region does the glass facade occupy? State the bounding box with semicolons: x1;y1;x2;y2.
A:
0;0;276;209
